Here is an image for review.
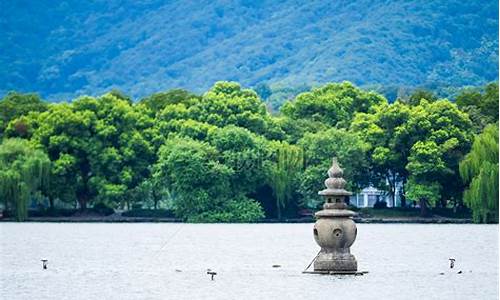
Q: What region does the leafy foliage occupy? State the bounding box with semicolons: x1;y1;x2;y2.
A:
459;124;499;223
298;128;369;207
405;100;474;207
153;136;264;222
267;141;304;219
456;82;499;132
0;92;47;137
139;89;200;115
0;139;50;220
350;101;411;204
406;178;441;216
0;80;496;223
282;82;386;129
4;93;156;210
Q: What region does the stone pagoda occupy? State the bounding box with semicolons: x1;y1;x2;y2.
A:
312;158;358;273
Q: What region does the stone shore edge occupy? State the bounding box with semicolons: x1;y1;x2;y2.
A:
0;217;476;223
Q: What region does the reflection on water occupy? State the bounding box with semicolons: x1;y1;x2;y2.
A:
0;223;498;300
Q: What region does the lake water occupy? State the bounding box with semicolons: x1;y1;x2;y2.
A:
0;223;498;300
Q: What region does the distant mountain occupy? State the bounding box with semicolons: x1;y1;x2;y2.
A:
1;0;498;101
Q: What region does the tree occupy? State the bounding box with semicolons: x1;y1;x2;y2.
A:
405;141;448;216
298;128;369;208
351;98;473;209
190;81;270;135
404;100;474;207
0;92;47;136
24;103;97;209
139;89;199;114
108;89;132;102
7;93;157;210
136;171;172;210
281;81;387;129
406;178;441;217
0;139;50;221
402;88;437;106
350;101;411;206
71;93;156;209
456;82;499;132
459;123;498;223
267;141;303;219
208;125;270;195
154;137;264;222
153;82;284;140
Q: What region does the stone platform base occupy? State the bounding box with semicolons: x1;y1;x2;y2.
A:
313;252;358;272
303;270;368;275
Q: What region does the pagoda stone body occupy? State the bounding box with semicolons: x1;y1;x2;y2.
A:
313;158;358;273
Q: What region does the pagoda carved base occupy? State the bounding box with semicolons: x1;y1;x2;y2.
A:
313;250;358;272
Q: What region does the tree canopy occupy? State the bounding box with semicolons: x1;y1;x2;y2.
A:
0;138;50;220
459;123;499;223
0;81;496;223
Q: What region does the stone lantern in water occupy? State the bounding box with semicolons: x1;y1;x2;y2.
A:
312;158;358;273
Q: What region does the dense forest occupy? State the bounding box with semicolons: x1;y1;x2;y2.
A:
1;0;498;101
0;81;498;223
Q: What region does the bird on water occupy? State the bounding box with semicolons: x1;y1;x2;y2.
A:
207;269;217;280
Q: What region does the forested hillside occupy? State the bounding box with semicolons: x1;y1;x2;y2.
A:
1;0;498;101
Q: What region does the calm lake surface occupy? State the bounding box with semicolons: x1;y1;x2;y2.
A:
0;223;498;300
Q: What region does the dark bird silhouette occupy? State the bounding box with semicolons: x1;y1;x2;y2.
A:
449;258;455;269
207;271;217;280
41;259;48;270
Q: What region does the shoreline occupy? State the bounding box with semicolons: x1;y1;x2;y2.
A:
0;216;475;224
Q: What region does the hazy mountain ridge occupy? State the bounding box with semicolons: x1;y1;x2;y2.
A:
1;0;498;101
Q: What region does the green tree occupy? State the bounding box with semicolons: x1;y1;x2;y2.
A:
404;100;474;208
267;141;303;219
459;123;499;223
154;137;264;222
154;82;284;141
298;128;368;208
108;89;132;102
208;125;270;195
7;93;156;210
136;171;173;210
25;103;97;209
0;139;50;221
139;89;199;114
456;82;499;132
405;140;448;216
0;92;47;137
402;88;438;106
281;81;387;129
190;81;270;135
352;98;473;209
265;84;310;112
406;178;441;217
350;101;411;206
72;93;156;209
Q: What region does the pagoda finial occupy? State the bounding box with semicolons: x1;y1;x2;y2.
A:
324;157;347;190
328;157;343;178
